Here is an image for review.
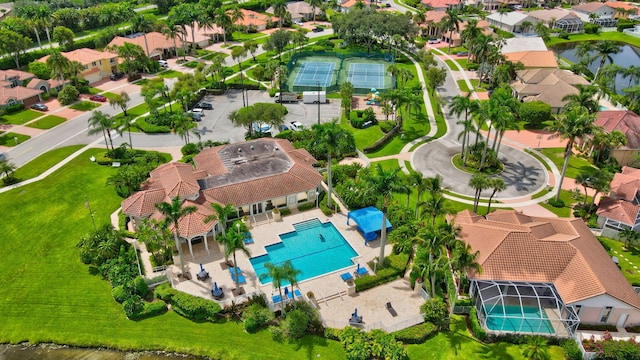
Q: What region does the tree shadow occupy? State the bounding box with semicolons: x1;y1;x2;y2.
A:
475;342;516;360
499;159;543;192
291;334;331;360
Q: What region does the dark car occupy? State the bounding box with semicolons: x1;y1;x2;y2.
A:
385;3;391;7
109;72;124;81
31;103;48;111
197;101;214;110
312;27;324;33
89;95;107;102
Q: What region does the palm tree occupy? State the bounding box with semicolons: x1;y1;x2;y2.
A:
46;50;70;83
131;13;154;57
522;336;551;360
449;94;480;166
620;228;640;249
172;112;199;145
34;5;53;48
117;117;135;149
562;84;598;113
449;240;481;316
312;121;355;210
442;8;461;53
544;106;598;202
223;223;251;292
0;158;17;182
360;164;410;264
420;193;452;228
231;46;248;107
215;9;233;44
87;110;116;151
307;0;322;23
460;19;482;63
155;197;197;276
410;172;429;218
469;174;490;213
261;262;286;309
231;6;245;33
592;40;620;81
162;23;185;60
204;203;236;237
485;177;506;214
271;0;288;28
282;260;301;301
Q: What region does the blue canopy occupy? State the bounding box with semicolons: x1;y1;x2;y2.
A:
347;206;392;241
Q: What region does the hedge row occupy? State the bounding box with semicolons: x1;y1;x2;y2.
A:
392;322;438;344
468;307;488;342
354;253;409;292
135;118;171;133
578;323;617;332
155;283;221;321
128;300;168;320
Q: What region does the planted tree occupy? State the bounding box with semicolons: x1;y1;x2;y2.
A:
155;197;197;276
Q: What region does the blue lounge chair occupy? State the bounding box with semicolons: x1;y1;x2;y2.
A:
287;289;303;299
341;272;353;281
356;264;368;277
243;235;254;245
230;272;246;284
272;294;283;303
228;267;242;275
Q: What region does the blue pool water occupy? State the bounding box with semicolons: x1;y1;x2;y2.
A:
484;305;555;334
250;219;358;284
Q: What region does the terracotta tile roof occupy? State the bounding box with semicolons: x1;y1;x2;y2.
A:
108;32;181;57
528;9;581;23
504;51;558;68
512;69;589;109
597;196;640;225
421;0;461;8
39;48;117;66
171;196;215;238
596;110;640;149
0;69;35;81
155;162;200;198
610;166;640;201
341;0;370;8
0;85;42;105
454;210;640;308
573;2;611;12
423;10;447;23
121;188;167;217
606;1;639;14
234;9;278;27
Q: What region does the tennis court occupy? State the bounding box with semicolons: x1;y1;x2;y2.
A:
347;63;385;90
293;61;336;87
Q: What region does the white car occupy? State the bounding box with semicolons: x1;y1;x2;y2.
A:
294;20;304;26
191;108;204;115
289;121;304;131
158;59;169;68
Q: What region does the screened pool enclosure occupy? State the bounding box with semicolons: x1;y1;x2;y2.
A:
470;280;579;337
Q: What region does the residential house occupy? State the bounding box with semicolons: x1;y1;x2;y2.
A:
419;10;448;38
108;32;182;60
267;1;321;22
597;196;640;238
39;48;119;84
455;209;640;336
595;110;640;166
610;166;640;204
121;138;323;258
420;0;463;11
528;9;584;33
234;9;278;31
486;12;535;33
605;1;639;19
572;2;617;27
441;19;492;47
0;70;43;108
511;68;589;114
183;23;224;47
500;37;558;68
340;0;370;13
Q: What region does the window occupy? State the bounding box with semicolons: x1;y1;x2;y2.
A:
84;65;89;70
91;61;97;66
600;306;613;323
574;305;582;316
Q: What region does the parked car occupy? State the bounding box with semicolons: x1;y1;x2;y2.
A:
89;95;107;102
158;59;169;68
289;121;304;131
191;108;205;116
197;101;213;110
187;111;203;121
109;72;124;81
385;3;391;7
427;39;441;44
31;103;48;111
294;20;304;26
456;51;469;56
0;153;6;161
312;27;324;33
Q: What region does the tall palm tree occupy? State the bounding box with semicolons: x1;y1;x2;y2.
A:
442;8;461;53
544;106;598;202
449;94;480;166
231;6;245;32
117;117;135;149
204;203;236;237
231;46;248;107
223;225;251;292
46;50;70;83
420;193;452;228
34;5;53;48
469;174;490;213
306;0;322;23
460;19;481;63
413;223;457;297
311;121;355;210
449;241;481;316
131;13;154;57
410;172;429;218
67;61;84;88
282;260;301;301
271;0;288;28
592;40;620;82
214;8;233;44
172;112;199;145
261;262;286;309
87;110;116;151
162;23;185;60
155;197;197;276
485;177;506;214
522;336;551;360
360;164;410;264
562;84;598;113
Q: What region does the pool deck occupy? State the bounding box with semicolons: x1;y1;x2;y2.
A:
166;209;423;330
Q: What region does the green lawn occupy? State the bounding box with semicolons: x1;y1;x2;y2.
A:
69;101;102;112
540;189;591;217
0;109;42;125
1;145;84;187
26;115;66;129
547;31;640;49
157;70;183;78
88;87;102;95
230;31;265;42
407;316;564;359
103;92;119;101
539;148;598;179
0;132;30;146
0;148;346;359
599;237;640;286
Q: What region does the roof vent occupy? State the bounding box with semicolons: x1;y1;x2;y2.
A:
250;145;255;150
237;148;242;153
274;146;279;151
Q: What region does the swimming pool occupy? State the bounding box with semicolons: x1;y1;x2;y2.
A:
484;305;555;334
250;219;358;284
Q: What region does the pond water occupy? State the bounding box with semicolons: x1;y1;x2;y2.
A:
0;344;206;360
553;43;640;94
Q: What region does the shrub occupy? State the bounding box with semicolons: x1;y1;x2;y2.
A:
325;327;342;341
392;322;438;344
155;283;178;302
520;101;551;129
420;297;449;331
379;120;396;133
578;323;617;331
469;307;488;342
297;202;315;212
349;110;365;128
128;300;168;320
57;85;79;105
111;285;129;304
547;198;565;208
4;103;24;114
123;295;145;318
28;61;51;80
584;23;600;34
181;142;198;155
171;291;222;321
134;276;148;297
283;309;310;339
562;339;583;360
595;338;640;359
242;303;274;333
354;253;409;292
135;118;171;133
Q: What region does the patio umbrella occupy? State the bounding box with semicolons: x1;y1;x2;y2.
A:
371;88;377;93
214;282;220;292
356;263;360;273
284;287;289;297
200;263;205;272
354;308;358;317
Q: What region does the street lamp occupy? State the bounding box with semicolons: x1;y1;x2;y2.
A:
236;222;241;235
133;239;142;276
317;81;321;125
315;191;320;208
373;258;378;274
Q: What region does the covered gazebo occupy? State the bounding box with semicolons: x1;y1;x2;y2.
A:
346;206;392;242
